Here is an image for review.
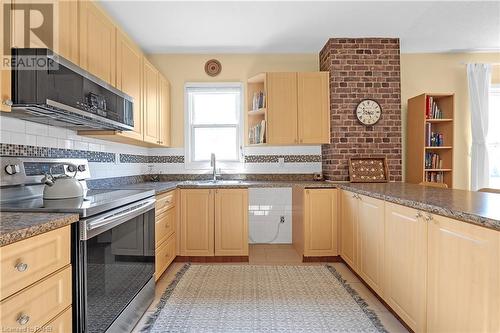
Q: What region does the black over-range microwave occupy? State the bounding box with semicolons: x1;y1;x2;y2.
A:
4;48;134;131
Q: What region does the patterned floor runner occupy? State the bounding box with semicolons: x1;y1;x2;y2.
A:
142;264;387;333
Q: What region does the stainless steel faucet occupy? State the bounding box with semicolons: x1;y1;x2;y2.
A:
210;153;217;182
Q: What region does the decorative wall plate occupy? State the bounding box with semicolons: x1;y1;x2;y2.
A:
348;157;389;183
205;59;222;77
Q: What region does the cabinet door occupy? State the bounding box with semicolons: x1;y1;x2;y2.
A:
0;2;11;112
142;59;160;144
79;0;116;85
357;194;385;294
384;202;427;332
215;189;248;256
116;30;143;141
266;72;298;144
180;189;215;256
427;215;500;333
158;75;171;146
304;189;338;256
297;72;330;144
57;0;79;64
340;190;358;271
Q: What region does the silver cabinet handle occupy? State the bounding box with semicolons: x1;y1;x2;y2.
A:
17;313;30;325
15;262;28;272
2;99;13;107
415;211;423;218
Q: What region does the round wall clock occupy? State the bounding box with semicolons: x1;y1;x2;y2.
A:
356;99;382;126
205;59;222;77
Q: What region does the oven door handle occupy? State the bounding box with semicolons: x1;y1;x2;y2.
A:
83;198;155;238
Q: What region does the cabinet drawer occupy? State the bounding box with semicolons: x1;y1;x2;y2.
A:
156;191;175;216
0;266;72;332
155;207;175;248
155;234;175;281
0;226;71;300
38;306;72;333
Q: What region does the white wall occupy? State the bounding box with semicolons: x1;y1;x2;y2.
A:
248;188;292;244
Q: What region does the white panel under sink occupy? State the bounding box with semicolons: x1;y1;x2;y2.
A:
248;187;292;244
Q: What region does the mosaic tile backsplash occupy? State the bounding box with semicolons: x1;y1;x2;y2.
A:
0;117;323;179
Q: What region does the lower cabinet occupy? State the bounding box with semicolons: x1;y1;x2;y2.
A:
40;306;72;333
357;194;385;295
155;190;177;280
215;189;249;256
427;215;500;333
340;189;500;333
384;202;427;332
292;188;338;258
340;190;359;271
180;188;248;257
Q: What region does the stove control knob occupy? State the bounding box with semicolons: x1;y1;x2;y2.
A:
77;165;86;172
67;165;76;172
5;164;20;175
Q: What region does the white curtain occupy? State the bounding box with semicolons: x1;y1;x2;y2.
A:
467;63;492;191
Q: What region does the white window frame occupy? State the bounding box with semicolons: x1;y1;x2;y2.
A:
184;82;244;170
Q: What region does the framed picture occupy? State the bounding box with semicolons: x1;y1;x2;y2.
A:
348;157;389;183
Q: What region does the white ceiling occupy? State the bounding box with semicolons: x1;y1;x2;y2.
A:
100;1;500;54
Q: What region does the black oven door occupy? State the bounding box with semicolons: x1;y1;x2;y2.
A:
78;198;155;333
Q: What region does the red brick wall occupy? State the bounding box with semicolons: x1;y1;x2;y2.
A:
319;38;402;182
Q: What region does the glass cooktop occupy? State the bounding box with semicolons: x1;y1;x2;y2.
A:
0;189;155;217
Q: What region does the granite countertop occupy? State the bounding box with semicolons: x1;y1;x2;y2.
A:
116;180;500;231
0;212;79;247
338;182;500;231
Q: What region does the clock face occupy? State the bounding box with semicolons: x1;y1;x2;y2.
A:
356;99;382;126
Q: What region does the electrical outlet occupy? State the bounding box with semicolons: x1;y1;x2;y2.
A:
280;216;285;223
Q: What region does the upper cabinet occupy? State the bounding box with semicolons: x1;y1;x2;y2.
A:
159;76;171;147
266;72;298;144
57;0;79;65
79;0;116;85
246;72;330;146
115;30;143;141
142;59;160;145
297;72;330;144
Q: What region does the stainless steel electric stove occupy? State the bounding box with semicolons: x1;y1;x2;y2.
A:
0;157;156;333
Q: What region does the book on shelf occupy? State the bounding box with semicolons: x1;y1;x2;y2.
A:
252;91;266;111
425;123;444;147
425;171;444;183
249;120;266;144
425;96;444;119
425;152;443;169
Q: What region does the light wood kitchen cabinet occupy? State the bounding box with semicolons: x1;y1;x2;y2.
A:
246;71;330;145
57;0;79;65
155;190;177;280
357;194;385;295
0;225;70;300
427;214;500;333
158;75;171;146
340;190;358;271
115;30;143;141
0;2;9;112
297;72;330;144
214;189;248;256
292;188;338;257
0;266;72;333
79;0;116;85
142;59;160;144
180;189;215;256
266;72;298;144
384;202;427;333
40;305;72;333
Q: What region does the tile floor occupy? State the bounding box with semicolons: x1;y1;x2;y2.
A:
132;244;409;333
